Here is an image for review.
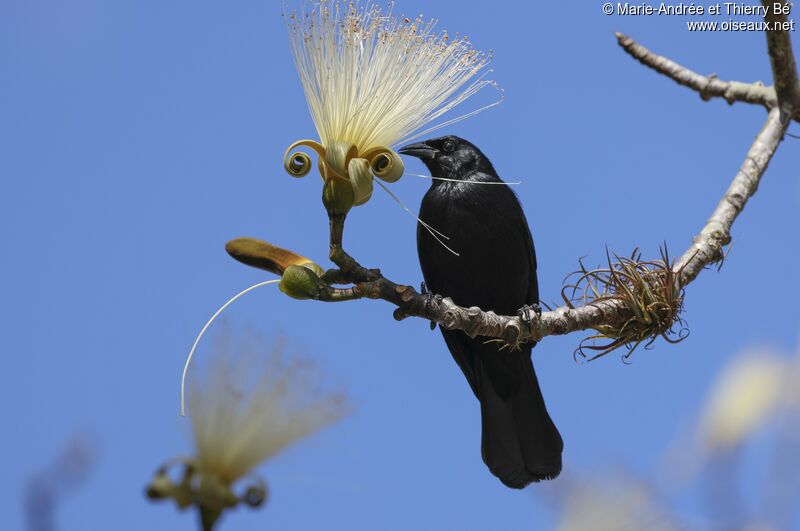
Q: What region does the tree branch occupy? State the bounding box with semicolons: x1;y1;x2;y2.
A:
764;0;800;116
675;107;788;284
615;32;777;108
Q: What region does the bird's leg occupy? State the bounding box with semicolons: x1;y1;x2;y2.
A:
421;282;440;330
517;303;542;329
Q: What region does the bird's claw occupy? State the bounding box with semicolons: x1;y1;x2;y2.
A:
421;282;440;331
517;303;542;327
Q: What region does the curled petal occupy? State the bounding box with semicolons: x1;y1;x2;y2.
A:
239;476;268;508
284;151;312;177
283;139;325;178
348;158;374;206
369;149;404;183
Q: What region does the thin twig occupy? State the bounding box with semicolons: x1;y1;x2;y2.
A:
616;32;777;108
675;107;788;283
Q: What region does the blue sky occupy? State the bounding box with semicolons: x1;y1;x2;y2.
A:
2;1;798;530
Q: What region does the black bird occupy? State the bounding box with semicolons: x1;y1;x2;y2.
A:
399;135;563;488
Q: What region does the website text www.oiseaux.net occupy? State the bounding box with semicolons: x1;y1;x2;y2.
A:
686;19;795;31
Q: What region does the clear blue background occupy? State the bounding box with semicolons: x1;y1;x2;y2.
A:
2;1;798;530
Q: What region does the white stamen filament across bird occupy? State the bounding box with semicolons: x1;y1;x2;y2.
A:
374;178;461;257
408;173;523;185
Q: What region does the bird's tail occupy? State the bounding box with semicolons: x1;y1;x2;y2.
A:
476;346;563;488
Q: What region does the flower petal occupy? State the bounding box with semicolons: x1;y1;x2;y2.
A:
348;158;374;206
369;149;404;183
324;140;357;180
283;139;326;178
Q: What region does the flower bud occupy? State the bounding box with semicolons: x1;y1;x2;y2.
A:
300;261;325;277
196;474;239;510
225;238;321;277
279;264;326;300
322;176;354;216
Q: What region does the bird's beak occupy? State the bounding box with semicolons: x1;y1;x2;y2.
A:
398;142;437;161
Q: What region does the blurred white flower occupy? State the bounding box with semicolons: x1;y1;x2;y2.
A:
553;472;680;531
151;332;347;529
549;343;800;531
699;349;787;450
782;343;800;407
188;333;348;484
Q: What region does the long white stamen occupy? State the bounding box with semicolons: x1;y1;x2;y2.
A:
374;179;460;257
181;280;280;416
408;173;522;185
285;1;500;153
400;84;505;145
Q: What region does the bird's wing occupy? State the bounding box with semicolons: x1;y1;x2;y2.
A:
515;200;539;306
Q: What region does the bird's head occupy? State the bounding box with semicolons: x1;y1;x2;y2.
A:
399;136;493;179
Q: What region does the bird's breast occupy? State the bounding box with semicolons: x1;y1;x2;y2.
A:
417;186;533;315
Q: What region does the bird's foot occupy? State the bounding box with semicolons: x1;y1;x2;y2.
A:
421;282;441;331
517;303;542;328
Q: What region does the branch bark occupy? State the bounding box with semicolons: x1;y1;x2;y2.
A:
615;32;777;108
675;107;788;284
764;0;800;117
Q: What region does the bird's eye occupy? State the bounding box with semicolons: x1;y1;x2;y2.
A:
442;140;455;152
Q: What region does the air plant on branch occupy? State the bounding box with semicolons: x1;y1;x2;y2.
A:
562;246;689;361
283;0;500;214
153;333;348;531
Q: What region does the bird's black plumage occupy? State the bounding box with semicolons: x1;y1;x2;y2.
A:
400;135;563;488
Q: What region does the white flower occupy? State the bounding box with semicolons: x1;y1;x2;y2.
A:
287;0;496;152
187;333;348;483
282;0;500;205
699;349;787;450
553;473;680;531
